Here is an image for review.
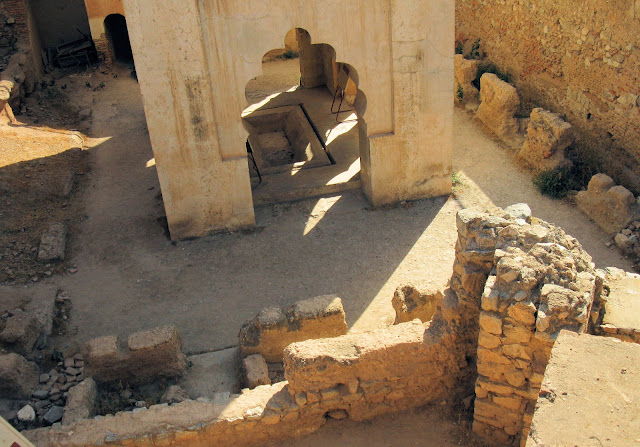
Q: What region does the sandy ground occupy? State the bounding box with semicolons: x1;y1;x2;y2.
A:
1;59;635;445
3;60;633;356
267;406;486;447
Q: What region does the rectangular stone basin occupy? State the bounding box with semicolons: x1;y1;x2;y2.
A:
242;105;331;177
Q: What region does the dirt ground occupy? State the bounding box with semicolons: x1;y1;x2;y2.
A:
268;405;487;447
1;59;636;444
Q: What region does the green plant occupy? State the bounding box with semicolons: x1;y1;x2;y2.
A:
456;84;464;101
279;50;299;60
452;172;463;187
533;166;576;199
473;63;512;89
455;40;464;55
468;38;481;59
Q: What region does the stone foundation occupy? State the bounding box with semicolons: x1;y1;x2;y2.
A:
84;325;187;384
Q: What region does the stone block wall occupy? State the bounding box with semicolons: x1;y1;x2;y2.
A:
284;320;462;422
238;295;348;362
456;0;640;193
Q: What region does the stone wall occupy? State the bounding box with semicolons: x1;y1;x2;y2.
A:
456;0;640;193
454;209;597;446
0;0;42;109
26;318;468;447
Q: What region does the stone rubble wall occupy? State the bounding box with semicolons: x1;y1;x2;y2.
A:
0;0;41;115
459;211;597;446
456;0;640;193
26;317;468;447
283;320;463;422
24;207;615;447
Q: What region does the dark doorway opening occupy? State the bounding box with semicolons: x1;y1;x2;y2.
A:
104;14;133;62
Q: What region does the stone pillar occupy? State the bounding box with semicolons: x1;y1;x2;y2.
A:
296;29;323;89
473;243;595;446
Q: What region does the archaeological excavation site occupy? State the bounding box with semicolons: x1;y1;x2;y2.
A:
1;0;640;446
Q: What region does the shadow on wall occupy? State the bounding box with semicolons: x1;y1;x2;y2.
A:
104;14;132;62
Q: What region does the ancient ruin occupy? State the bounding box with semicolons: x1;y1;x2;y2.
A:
1;0;640;446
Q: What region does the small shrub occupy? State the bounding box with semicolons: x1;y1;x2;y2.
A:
455;40;464;55
467;38;481;59
456;84;464;101
533;166;575;199
472;63;512;90
279;50;299;60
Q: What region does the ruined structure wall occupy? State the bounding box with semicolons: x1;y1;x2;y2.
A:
123;0;453;238
456;0;640;192
83;0;125;66
0;0;43;105
26;320;467;447
29;0;91;49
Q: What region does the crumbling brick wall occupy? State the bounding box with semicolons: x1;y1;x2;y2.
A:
456;0;640;193
0;0;41;109
0;1;23;71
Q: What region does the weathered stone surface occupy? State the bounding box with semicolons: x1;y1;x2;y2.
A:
43;405;64;425
177;348;241;399
594;269;640;344
0;353;39;398
468;208;597;446
239;295;348;362
243;354;270;389
476;73;521;144
284;319;460;421
527;332;640;447
0;309;41;352
84;326;186;384
504;203;532;223
62;378;98;425
37;222;67;261
391;284;443;324
575;174;639;235
127;325;187;381
454;54;479;103
17;404;36;422
518;108;573;174
160;385;190;404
